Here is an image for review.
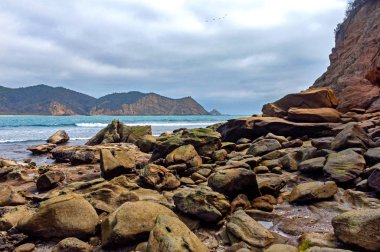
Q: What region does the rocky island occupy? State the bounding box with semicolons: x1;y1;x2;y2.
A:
1;0;380;252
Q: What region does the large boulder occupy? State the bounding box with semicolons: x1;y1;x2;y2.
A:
217;116;339;142
152;128;221;160
262;88;338;117
165;144;202;168
86;120;152;145
139;164;180;190
332;208;380;251
147;215;208;252
288;181;338;203
208;168;261;199
331;123;374;151
100;149;135;179
323;149;366;183
48;130;70;144
173;189;230;222
226;210;274;248
101;201;177;247
287;108;341;123
18;194;98;239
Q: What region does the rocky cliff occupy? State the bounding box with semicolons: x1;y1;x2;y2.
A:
312;0;380;112
0;85;210;115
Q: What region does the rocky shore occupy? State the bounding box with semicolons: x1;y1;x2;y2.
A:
0;88;379;252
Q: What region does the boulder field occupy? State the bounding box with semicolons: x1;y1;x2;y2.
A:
1;89;380;252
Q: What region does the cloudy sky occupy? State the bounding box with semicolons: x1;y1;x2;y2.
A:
0;0;347;114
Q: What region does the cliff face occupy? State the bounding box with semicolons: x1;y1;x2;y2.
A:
0;85;210;115
312;0;380;112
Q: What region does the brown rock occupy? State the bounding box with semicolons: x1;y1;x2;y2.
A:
165;144;202;168
231;194;251;212
52;237;92;252
48;130;70;144
331;123;374;151
27;143;57;155
247;139;282;156
36;170;65;191
287;107;341;123
0;185;26;207
368;167;380;193
139;164;180;190
289;181;338;203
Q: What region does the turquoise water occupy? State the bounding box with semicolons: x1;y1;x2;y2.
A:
0;115;244;161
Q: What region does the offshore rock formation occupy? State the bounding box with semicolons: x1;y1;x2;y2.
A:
312;0;380;112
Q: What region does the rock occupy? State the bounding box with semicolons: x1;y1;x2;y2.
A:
100;149;136;179
147;215;208;252
231;194;251;212
52;237;92;252
311;137;334;149
0;206;34;231
287;108;341;123
305;247;353;252
299;157;326;173
173;189;230;222
364;147;380;165
332;208;380;251
27;143;57;155
368;167;380;193
226;210;274;248
208;168;261;199
165;144;202;168
135;135;157;153
14;243;36;252
36;170;65;191
256;173;287;196
323;149;366;183
152;128;221;160
217;116;339;142
0;185;26;207
0;233;28;251
139;164;180;190
264;244;298;252
18;194;98;239
101;201;177;247
289;181;338;203
247;139;282;156
253;166;269;174
69;150;96;165
282;139;303;148
331;124;373;151
299;232;339;251
212;149;228;161
251;195;276;212
262;88;338;117
86;120;152;145
48;130;70;144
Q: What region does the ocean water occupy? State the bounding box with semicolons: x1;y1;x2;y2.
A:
0;115;244;162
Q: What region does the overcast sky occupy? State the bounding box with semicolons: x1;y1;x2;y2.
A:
0;0;347;114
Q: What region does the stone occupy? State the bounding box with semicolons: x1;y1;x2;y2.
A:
305;247;353;252
18;194;98;239
101;201;177;247
100;149;136;179
0;185;26;207
147;215;208;252
48;130;70;144
323;149;366;183
13;243;36;252
311;137;334;149
299;232;339;251
86;120;152;145
282;139;303;148
52;237;92;252
364;147;380;165
330;124;373;151
368;167;380;193
289;181;338;203
139;164;180;190
256;173;287;196
226;210;274;248
251;195;277;212
332;208;380;251
299;157;326;173
0;206;33;231
231;194;251;212
208;168;261;199
36;170;65;191
69;150;96;165
212;149;228;161
253;166;269;174
247;139;282;156
165;144;202;168
173;189;230;222
264;244;298;252
135;135;156;153
152;128;221;160
27;143;57;155
217;116;339;142
288;108;341;123
262;88;338;117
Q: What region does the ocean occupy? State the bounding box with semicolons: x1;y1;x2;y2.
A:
0;115;244;162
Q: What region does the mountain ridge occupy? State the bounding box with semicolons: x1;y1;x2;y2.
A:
0;84;217;116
